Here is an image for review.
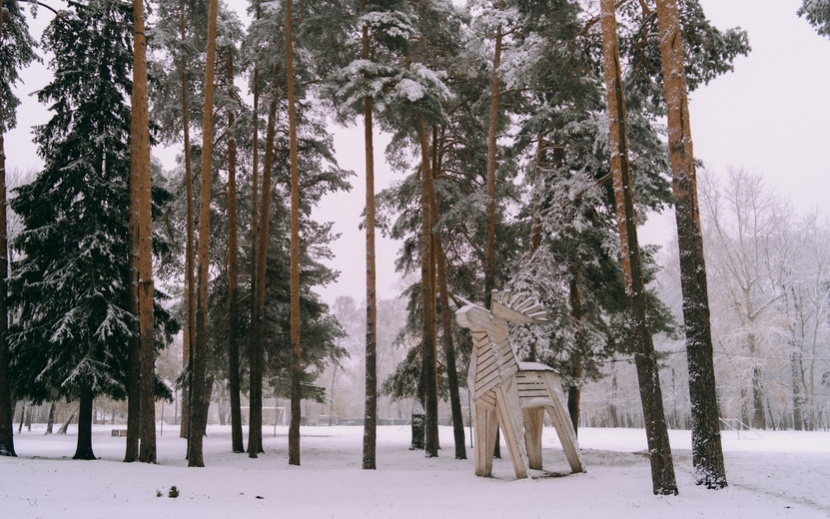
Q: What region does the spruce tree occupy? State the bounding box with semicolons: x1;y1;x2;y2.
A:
9;0;135;460
0;0;37;458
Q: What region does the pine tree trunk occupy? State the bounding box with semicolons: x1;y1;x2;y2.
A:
435;236;466;459
418;120;439;458
600;0;677;495
483;23;502;309
286;0;303;467
655;0;726;489
0;127;16;457
124;11;142;459
132;0;157;465
73;386;96;460
45;401;56;435
179;0;195;442
17;402;23;433
249;92;278;458
567;275;585;435
225;54;244;454
361;9;378;468
189;0;219;468
431;128;465;460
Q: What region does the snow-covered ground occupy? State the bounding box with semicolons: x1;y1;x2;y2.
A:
3;424;829;518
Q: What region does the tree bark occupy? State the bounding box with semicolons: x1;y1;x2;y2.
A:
225;53;244;454
483;23;503;310
361;3;378;470
188;0;219;468
132;0;157;465
600;0;677;495
0;125;16;457
179;0;195;442
73;386;96;460
248;89;278;458
655;0;727;489
431;128;465;460
418;120;439;458
45;401;56;435
0;5;15;453
567;276;585;436
286;0;303;467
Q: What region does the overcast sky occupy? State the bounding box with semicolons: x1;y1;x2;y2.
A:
6;0;829;305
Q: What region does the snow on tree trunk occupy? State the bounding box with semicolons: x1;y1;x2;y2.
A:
655;0;727;489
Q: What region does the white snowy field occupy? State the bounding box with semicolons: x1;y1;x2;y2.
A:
2;424;829;519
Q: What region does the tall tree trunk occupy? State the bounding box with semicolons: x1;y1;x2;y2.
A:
418;120;439;458
567;276;585;436
0;106;16;457
483;23;503;310
73;386;96;460
124;41;142;465
361;3;378;471
746;330;765;429
246;2;263;459
132;0;157;464
600;0;677;495
0;6;14;455
655;0;727;489
286;0;303;467
179;0;195;442
249;90;278;458
188;0;219;468
45;401;57;435
431;127;465;460
226;53;244;454
791;351;805;431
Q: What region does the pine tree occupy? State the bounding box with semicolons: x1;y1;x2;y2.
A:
9;0;136;461
0;0;36;458
655;0;727;489
599;0;677;495
799;0;830;37
188;0;219;468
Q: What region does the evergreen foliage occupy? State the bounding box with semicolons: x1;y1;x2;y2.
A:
8;0;177;459
799;0;830;37
10;0;137;405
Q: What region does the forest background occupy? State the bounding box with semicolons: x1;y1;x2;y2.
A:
2;0;830;484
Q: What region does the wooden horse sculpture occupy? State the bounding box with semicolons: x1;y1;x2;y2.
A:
456;290;584;479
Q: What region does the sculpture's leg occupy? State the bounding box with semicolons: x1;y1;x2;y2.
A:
542;373;584;473
494;377;529;479
523;407;545;470
473;401;498;477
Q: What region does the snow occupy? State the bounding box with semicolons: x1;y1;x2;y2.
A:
3;424;829;518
